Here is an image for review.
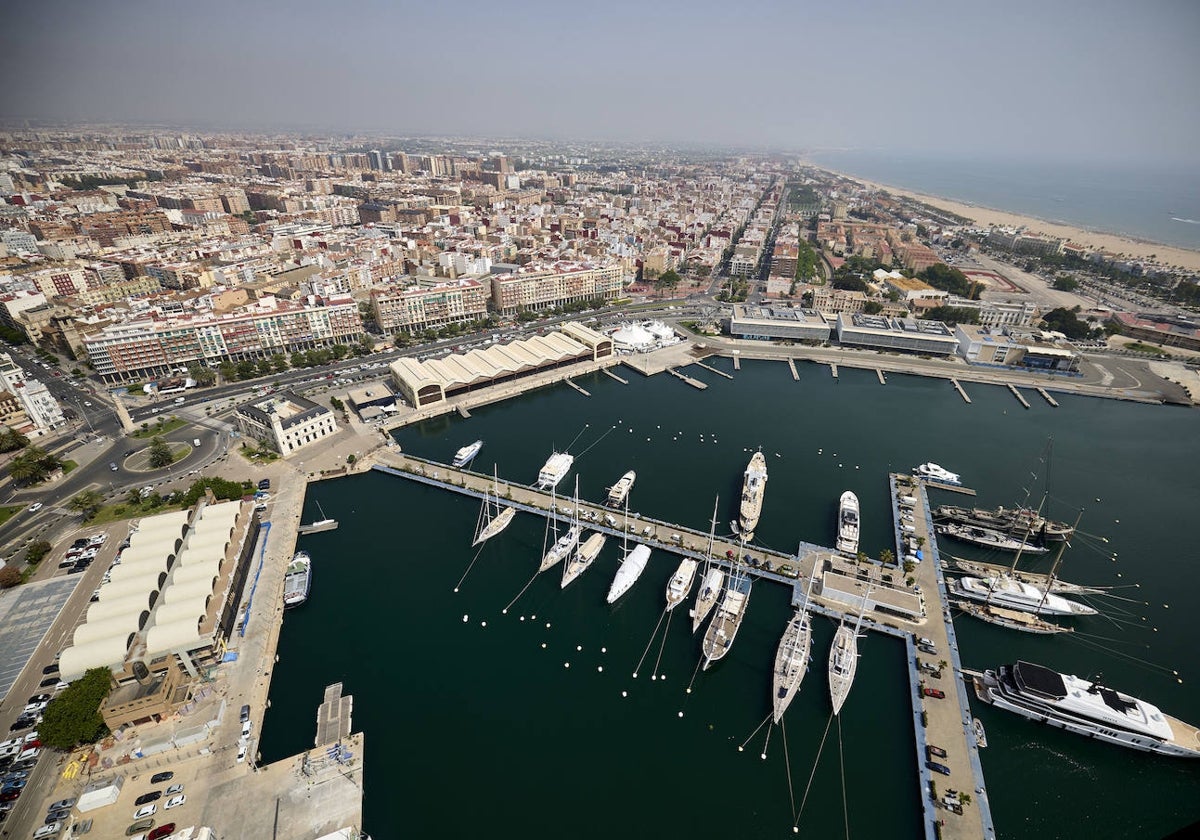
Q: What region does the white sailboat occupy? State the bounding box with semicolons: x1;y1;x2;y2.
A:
689;499;723;631
828;582;871;715
667;497;716;612
606;488;650;604
772;560;817;723
472;467;516;546
562;532;606;589
539;478;582;573
701;562;752;671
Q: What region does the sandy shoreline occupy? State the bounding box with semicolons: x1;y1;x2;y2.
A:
820;167;1200;273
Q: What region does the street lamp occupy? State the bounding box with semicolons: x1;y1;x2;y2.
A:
75;399;95;434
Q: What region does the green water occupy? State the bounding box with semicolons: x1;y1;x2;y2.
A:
260;359;1200;839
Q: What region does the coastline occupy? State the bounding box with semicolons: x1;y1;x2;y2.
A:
815;166;1200;273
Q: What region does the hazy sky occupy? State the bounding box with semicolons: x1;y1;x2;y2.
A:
2;0;1198;163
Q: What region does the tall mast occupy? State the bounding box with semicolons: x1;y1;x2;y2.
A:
1035;509;1084;615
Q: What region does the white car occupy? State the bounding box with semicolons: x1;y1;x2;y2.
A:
33;824;62;839
236;744;247;763
164;784;184;796
132;803;157;819
165;794;186;810
28;502;43;512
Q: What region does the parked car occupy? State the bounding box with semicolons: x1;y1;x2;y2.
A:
149;771;173;784
33;822;61;838
134;792;161;806
239;705;250;723
126;817;155;835
133;803;157;819
49;798;76;811
926;744;948;758
922;688;946;699
163;784;183;796
27;694;51;704
148;824;176;840
46;809;71;823
28;503;43;513
257;479;270;490
926;760;951;776
164;795;185;810
110;462;119;471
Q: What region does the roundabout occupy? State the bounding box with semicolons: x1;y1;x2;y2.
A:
123;441;194;472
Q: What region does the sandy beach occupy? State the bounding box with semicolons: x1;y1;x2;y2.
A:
827;170;1200;273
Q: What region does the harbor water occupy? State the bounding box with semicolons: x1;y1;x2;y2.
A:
259;358;1200;839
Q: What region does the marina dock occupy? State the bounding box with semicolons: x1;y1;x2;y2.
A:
1036;387;1059;407
316;682;354;747
877;368;887;385
951;378;972;404
667;367;708;390
694;360;733;379
602;368;628;385
732;353;741;370
457;405;471;418
1007;384;1030;409
830;363;839;378
298;519;339;534
787;358;799;380
565;378;592;397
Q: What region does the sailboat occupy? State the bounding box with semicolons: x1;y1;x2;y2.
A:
607;485;650;604
667;497;715;612
701;549;752;670
828;582;871;715
471;467;516;546
772;559;817;723
951;510;1087;633
689;499;723;631
539;478;582;573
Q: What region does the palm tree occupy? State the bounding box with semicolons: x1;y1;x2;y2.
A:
68;490;104;520
879;548;895;566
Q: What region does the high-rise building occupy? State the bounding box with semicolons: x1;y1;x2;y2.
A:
371;278;489;334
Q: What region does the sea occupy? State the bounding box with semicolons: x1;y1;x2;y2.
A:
807;151;1200;252
259;360;1200;839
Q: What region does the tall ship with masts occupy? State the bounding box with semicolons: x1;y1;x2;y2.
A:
690;501;724;630
934;504;1074;542
772;561;817;722
562;529;607;589
828;584;871;715
735;449;768;542
701;567;752;670
539;479;581;573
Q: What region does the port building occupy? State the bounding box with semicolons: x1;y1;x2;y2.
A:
835;313;958;356
729;305;832;342
390;321;612;408
236;391;339;457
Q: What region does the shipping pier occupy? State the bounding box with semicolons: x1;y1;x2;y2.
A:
367;452;992;839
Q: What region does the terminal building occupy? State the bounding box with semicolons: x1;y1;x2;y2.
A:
835;313;958;356
236;391;339;457
390;321;612;408
955;324;1081;372
729;305;832;342
57;497;259;730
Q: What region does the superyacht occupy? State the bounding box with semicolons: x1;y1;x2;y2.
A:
283;551;312;609
735;449;768;542
835;491;860;555
606;470;636;507
452;440;483;468
537;451;575;490
914;463;961;485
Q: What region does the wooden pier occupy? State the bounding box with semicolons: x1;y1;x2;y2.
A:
732;353;741;370
830;363;839;379
457;405;471;418
667;368;708;389
787;358;799;380
1007;384;1030;409
565;378;591;397
951;378;972;404
1036;387;1059;407
602;368;628;385
877;368;887;385
694;361;733;379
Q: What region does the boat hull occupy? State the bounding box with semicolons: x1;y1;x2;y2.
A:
772;610;812;723
690;568;724;632
827;624;858;715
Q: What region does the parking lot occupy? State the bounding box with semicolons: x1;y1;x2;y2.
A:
0;578;81;703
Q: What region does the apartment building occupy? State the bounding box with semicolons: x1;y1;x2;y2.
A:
0;351;66;433
371;278;489;334
83;298;364;382
489;263;625;316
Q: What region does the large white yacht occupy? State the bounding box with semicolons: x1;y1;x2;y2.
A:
607;544;651;604
914;463;961;485
283;551;311;609
736;450;768;541
835;491;860;554
974;661;1200;758
452;440;483;468
606;471;636;507
951;574;1096;616
537;451;575;490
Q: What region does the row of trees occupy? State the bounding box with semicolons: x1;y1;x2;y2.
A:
192;338;379;384
8;445;62;485
0;427;30;453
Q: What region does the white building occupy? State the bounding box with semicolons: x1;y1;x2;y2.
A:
235;391;338;457
0;352;66;434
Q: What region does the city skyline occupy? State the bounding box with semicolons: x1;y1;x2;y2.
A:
2;0;1199;165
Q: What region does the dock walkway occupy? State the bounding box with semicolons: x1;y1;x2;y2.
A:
694;360;733;379
951;378;972;404
1007;384;1030;409
667;368;708;390
787;358;799;380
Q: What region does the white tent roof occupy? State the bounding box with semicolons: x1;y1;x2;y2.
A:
162;577;213;605
144;619;204;659
59;634;133;682
169;560;220;586
86;592;155;625
152;598;208;628
73;614;143;647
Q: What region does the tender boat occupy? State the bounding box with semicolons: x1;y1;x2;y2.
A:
973;661;1200;758
835;490;860;554
914;463;961;485
283;551;311;608
452;440;483;468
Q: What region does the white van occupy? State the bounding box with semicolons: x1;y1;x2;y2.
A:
898;495;918;506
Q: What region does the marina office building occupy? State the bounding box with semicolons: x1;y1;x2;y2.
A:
835;313;959;356
729;305;832;342
57;498;258;730
390;321;612;408
236;391;339;457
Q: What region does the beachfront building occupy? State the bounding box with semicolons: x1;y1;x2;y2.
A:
56;498;259;728
835;313;958;356
729;304;832;343
370;277;489;334
235;391;338;457
390;321;612;408
488;263;625;317
82;296;364;383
